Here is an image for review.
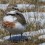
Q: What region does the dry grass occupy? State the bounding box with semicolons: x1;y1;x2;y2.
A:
0;0;45;5
0;40;39;45
0;0;45;45
0;39;45;45
0;10;5;20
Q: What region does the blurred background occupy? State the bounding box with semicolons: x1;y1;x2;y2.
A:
0;0;45;45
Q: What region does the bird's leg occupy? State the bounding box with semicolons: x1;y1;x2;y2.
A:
21;32;23;39
10;33;11;41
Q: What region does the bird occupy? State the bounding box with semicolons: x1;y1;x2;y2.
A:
2;10;27;40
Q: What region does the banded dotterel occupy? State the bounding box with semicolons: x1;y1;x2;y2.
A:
2;10;27;40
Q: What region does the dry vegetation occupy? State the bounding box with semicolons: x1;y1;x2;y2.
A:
0;0;45;45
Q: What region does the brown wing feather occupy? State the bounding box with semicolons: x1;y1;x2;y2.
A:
16;12;26;25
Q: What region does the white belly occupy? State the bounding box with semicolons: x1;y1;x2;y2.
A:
5;22;26;34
